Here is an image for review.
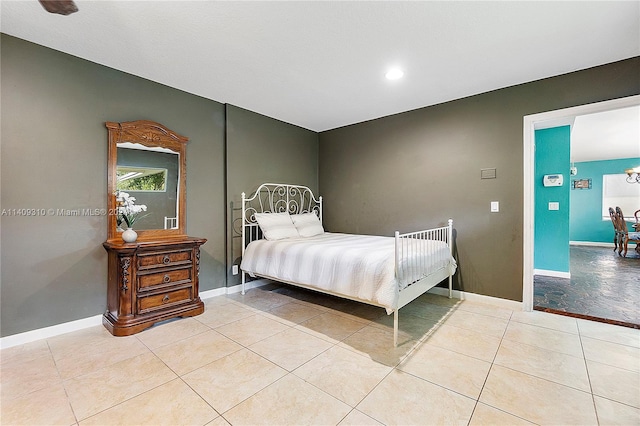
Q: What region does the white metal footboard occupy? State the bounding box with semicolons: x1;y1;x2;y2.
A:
393;219;454;346
395;219;453;297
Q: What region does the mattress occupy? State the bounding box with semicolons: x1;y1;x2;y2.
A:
240;232;455;311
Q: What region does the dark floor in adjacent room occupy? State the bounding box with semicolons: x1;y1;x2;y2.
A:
534;245;640;328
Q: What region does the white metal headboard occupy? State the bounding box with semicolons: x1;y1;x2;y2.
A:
241;182;323;253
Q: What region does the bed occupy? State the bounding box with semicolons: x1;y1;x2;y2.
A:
239;183;457;346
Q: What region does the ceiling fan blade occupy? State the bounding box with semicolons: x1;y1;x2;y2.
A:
38;0;78;15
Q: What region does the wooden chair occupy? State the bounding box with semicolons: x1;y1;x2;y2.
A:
614;207;640;257
608;207;620;252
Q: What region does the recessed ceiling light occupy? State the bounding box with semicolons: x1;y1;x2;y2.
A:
385;68;404;80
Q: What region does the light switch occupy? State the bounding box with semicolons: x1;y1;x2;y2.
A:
491;201;499;212
548;202;560;211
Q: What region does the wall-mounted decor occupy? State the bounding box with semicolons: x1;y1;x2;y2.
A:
572;178;592;190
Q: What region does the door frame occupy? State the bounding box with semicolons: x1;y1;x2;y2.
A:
522;94;640;311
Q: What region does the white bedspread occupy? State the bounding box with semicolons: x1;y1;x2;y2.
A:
240;232;456;311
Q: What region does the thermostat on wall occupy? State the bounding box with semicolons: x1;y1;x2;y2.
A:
543;174;563;187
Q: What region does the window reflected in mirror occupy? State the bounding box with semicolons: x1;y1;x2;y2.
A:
117;167;167;191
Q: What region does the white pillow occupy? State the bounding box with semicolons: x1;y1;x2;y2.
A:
291;212;324;237
254;212;300;240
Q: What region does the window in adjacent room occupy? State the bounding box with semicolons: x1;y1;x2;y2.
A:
602;173;640;220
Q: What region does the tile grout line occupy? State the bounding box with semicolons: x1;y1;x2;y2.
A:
481;313;606;424
464;307;514;425
240;312;385;426
183;308;339;422
67;346;186;424
125;323;243;423
45;338;80;426
578;321;602;425
176;375;222;423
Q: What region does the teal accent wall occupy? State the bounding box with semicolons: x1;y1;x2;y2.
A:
570;158;640;243
534;126;571;273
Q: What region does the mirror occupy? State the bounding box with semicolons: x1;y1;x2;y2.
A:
116;143;179;230
106;120;188;241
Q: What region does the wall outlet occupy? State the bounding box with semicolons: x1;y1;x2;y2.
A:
232;265;239;275
548;202;560;211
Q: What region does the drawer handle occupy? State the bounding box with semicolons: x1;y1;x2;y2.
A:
163;274;171;283
162;295;170;303
162;255;171;264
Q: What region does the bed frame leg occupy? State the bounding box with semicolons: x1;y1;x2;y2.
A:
448;218;453;299
241;271;246;295
393;310;399;347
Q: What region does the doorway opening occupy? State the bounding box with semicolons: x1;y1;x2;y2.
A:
522;95;640;327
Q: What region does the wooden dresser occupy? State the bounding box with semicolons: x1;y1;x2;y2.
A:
103;237;207;336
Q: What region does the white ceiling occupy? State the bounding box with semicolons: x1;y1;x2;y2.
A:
571;106;640;163
1;1;638;132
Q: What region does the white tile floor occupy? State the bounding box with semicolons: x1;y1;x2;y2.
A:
1;283;639;425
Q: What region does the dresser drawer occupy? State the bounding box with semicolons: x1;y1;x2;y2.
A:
104;236;207;336
138;267;192;290
138;287;192;314
137;249;193;270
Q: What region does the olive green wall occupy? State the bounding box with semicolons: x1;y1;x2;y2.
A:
0;35;318;337
225;105;319;287
1;31;637;337
319;57;640;302
0;35;228;337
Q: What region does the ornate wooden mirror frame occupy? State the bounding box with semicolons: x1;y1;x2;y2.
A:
106;120;188;242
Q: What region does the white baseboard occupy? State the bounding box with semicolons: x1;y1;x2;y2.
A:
0;314;103;350
199;287;227;300
200;280;271;299
1;280;274;350
533;269;571;279
428;287;523;311
223;279;273;295
570;241;615;248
